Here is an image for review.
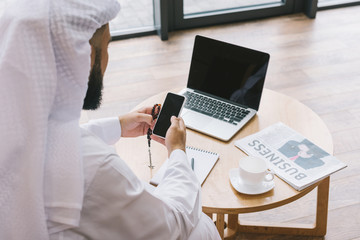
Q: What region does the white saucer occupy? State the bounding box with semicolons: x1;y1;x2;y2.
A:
229;168;275;195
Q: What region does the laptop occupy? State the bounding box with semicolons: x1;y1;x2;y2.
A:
179;35;270;141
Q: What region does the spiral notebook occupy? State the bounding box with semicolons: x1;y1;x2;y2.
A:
150;146;219;186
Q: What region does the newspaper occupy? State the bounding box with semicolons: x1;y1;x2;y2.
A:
234;122;347;191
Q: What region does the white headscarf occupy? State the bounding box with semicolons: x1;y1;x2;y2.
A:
0;0;120;238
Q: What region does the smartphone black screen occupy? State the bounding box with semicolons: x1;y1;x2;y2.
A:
153;93;185;138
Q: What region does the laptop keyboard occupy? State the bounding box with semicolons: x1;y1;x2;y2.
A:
183;91;250;125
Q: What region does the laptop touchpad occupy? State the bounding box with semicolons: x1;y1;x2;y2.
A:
182;111;212;129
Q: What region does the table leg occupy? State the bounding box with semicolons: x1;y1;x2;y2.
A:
237;177;330;236
313;175;330;236
205;211;238;240
216;213;225;239
224;214;239;240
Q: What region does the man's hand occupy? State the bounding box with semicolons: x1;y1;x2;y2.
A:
152;116;186;157
119;107;153;138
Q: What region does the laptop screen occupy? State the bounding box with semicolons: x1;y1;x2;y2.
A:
187;35;270;111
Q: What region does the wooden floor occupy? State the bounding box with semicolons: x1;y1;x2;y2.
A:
84;5;360;240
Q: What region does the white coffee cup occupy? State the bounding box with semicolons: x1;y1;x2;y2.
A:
239;156;274;186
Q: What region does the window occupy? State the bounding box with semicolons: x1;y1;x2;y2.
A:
110;0;155;38
174;0;294;29
108;0;360;40
318;0;360;8
184;0;284;16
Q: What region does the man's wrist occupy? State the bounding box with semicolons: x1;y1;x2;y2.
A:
169;148;186;158
168;145;186;157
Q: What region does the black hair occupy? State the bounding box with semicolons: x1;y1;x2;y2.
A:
82;47;103;110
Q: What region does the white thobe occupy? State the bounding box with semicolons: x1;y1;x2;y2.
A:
50;118;221;240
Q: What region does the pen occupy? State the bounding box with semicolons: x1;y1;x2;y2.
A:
191;158;194;170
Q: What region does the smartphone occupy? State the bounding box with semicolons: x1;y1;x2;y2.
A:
152;92;185;138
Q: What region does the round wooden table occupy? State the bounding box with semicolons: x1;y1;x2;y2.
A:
116;88;333;239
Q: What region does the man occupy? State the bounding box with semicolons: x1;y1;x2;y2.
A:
0;0;221;239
